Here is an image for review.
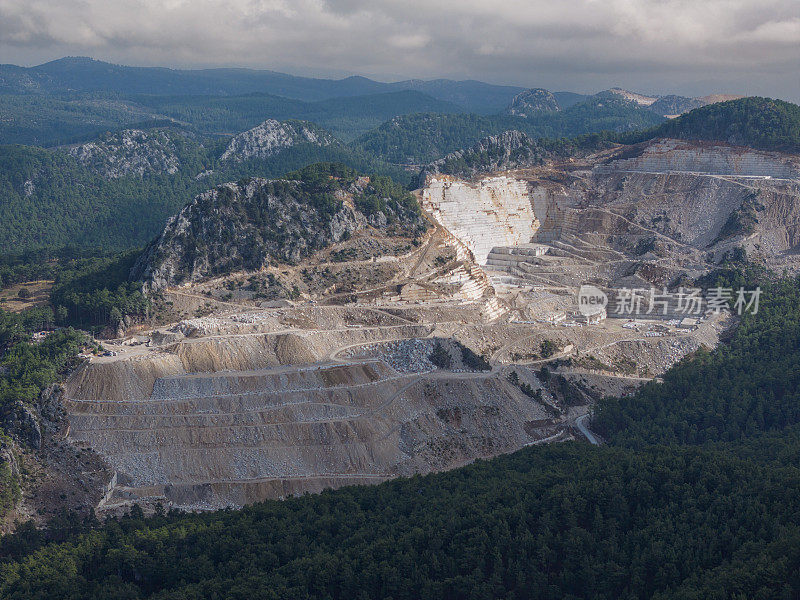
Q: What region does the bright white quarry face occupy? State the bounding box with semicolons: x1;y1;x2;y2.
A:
422;176;539;264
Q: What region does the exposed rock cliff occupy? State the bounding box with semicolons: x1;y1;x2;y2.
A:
421;174;539;263
421;137;800;286
220;119;337;162
131;164;426;289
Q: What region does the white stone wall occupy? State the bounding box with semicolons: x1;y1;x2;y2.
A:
422;176;539;263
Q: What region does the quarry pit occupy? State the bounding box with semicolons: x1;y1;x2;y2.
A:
63;138;799;514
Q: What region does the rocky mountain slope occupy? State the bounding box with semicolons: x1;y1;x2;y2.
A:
606;88;744;118
418;130;565;183
504;89;560;117
65;127;200;178
219;119;337;162
131;163;426;289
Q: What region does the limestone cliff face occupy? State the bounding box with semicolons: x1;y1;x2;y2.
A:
132;172;426;290
220;119;337;162
504;88;560;118
66;128;191;178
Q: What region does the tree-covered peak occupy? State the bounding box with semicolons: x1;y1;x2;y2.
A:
624;97;800;152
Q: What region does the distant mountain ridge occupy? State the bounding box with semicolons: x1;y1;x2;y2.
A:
0;57;524;114
0;88;461;147
604;87;744;117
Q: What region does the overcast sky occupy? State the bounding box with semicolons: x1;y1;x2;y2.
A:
1;0;798;101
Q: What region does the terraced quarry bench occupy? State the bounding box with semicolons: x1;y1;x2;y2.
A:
65;326;548;512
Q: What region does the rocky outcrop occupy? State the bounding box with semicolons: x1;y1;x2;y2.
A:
220;119;337;162
419;131;558;184
131;168;426;290
0;385;68;450
605;88;658;106
66;128;191;178
505;88;560;118
648;95;706;117
2;402;41;449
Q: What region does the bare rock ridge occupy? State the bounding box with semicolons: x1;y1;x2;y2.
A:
131;165;426;290
63;119;339;180
220;119;338;162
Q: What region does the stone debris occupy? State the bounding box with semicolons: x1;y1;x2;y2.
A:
344;339;437;373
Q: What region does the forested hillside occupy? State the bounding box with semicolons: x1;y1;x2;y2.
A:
418;130;586;182
129;90;462;142
3;267;800;599
0;93;163;147
0;145;204;251
0;136;411;253
0;89;461;147
354;95;665;164
618;97;800;152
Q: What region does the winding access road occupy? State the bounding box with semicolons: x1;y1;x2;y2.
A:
575;413;600;445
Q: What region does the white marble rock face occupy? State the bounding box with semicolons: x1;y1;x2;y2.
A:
422;176;540;264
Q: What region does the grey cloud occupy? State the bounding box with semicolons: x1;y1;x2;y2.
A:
0;0;797;101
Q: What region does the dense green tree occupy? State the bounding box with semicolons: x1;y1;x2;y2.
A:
3;267;800;599
616;97;800;152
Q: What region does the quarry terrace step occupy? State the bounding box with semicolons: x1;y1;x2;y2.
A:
65;360;400;405
596;139;800;180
